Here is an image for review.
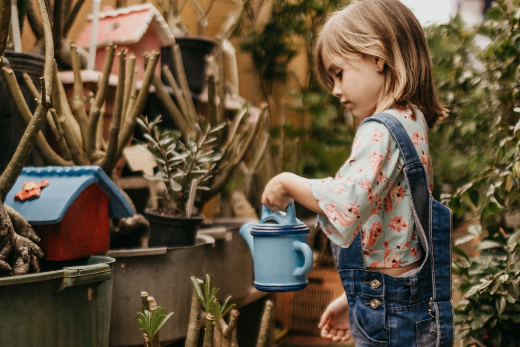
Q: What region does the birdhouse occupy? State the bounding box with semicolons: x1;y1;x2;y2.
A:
75;3;175;80
5;166;134;261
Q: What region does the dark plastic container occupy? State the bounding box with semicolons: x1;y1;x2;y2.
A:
161;37;216;95
0;255;115;347
146;209;204;247
0;51;46;173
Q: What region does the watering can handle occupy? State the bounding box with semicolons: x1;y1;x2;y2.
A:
292;241;313;278
259;200;298;225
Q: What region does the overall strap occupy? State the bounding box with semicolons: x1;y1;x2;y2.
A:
361;113;430;241
361;113;453;345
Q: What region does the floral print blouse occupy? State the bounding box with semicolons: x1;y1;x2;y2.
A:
310;107;433;268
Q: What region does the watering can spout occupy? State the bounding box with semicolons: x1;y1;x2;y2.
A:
239;223;255;257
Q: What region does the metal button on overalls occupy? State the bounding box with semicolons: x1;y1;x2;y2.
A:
365;298;381;309
363;279;381;289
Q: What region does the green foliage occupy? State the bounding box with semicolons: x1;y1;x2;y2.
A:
433;1;520;345
284;89;355;178
190;274;235;323
136;115;224;215
240;0;355;181
425;16;494;203
135;306;174;340
453;228;520;346
241;0;350;98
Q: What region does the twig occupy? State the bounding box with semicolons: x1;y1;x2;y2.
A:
0;0;54;195
2;68;72;166
173;44;198;127
255;300;273;347
63;0;86;36
161;65;191;124
100;49;126;174
152;73;194;140
122;53;136;126
117;51;159;159
87;43;115;160
70;43;89;148
185;279;203;347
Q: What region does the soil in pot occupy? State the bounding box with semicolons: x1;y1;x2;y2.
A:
145;208;204;247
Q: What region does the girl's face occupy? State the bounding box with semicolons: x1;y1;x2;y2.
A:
322;50;385;121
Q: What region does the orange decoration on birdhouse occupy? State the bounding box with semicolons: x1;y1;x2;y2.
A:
14;180;51;201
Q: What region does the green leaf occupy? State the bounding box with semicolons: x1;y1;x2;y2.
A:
505;175;514;192
475;240;504;250
496;296;507;314
469;189;480;206
455;234;477;247
453;245;470;260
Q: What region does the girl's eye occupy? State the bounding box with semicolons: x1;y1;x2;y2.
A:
336;70;343;79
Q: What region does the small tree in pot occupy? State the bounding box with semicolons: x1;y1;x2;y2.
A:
137;115;224;247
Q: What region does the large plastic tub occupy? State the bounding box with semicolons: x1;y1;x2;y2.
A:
108;235;214;347
0;255;115;347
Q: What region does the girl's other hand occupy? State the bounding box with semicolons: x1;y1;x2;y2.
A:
319;294;352;342
262;173;292;210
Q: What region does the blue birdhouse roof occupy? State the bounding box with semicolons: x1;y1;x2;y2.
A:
5;166;134;224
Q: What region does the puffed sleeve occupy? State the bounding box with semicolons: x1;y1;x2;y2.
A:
310;121;403;247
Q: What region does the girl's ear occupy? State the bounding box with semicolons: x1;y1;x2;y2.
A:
374;57;386;73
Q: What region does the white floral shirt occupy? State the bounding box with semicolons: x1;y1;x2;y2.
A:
310;107;433;268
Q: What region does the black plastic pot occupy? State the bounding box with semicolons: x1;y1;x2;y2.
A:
0;51;47;173
145;209;204;247
161;37;217;95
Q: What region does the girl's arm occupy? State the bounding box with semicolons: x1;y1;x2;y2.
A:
262;172;324;215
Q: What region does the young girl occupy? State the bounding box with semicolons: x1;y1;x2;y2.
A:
261;0;453;345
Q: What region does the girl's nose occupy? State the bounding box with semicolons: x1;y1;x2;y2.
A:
332;80;342;98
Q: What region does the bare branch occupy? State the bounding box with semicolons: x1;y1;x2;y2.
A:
63;0;86;36
117;51;159;159
100;49;127;175
0;0;11;57
2;68;72;166
87;43;116;160
70;43;89;148
173;44;198;127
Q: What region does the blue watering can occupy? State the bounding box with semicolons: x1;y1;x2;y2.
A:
240;201;313;292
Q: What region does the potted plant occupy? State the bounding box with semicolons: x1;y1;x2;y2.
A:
159;0;245;96
137;114;224;247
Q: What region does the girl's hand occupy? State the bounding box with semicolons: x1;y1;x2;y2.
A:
262;173;292;210
318;294;352;342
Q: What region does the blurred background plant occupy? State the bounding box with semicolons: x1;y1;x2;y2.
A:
429;0;520;345
239;0;355;213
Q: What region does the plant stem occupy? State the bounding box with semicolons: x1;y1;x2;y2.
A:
185;280;203;347
0;0;11;58
203;314;215;347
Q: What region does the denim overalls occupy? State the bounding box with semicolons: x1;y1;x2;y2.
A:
330;113;454;346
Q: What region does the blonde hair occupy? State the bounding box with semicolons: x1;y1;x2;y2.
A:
315;0;448;127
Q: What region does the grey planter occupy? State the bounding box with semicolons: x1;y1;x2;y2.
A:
108;235;214;347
